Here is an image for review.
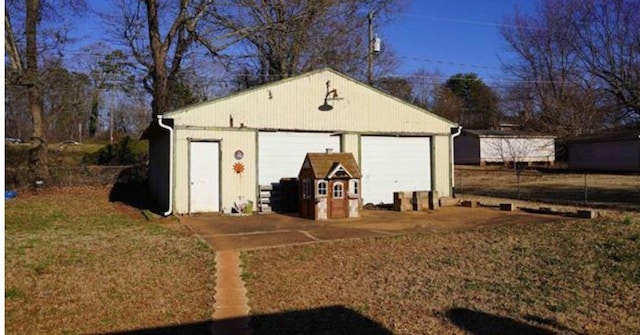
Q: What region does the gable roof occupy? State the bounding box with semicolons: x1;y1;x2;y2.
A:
164;67;457;129
327;163;353;179
300;152;362;179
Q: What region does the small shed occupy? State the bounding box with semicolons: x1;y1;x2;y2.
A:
454;129;556;166
298;152;362;220
567;129;640;172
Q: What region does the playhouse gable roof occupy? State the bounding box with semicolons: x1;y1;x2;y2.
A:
300;152;362;179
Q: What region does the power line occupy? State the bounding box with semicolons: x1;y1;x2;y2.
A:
395;12;545;31
398;55;501;71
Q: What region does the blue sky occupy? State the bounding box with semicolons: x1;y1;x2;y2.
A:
381;0;536;83
73;0;536;84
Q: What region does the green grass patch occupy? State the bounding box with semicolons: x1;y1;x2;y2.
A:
5;186;216;334
5;287;24;299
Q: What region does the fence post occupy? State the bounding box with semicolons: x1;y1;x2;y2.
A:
583;173;588;205
517;168;521;200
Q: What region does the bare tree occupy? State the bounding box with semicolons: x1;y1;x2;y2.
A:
40;64;91;142
408;69;445;110
213;0;405;84
376;76;413;101
4;85;30;140
107;0;405;115
6;0;49;183
108;0;264;116
567;0;640;121
78;47;135;138
5;0;85;184
500;0;640;136
432;86;465;123
485;135;555;198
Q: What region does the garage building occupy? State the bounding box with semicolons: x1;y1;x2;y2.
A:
454;129;555;166
567;129;640;172
142;68;458;215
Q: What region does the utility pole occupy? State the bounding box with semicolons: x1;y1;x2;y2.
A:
367;10;375;85
110;105;114;145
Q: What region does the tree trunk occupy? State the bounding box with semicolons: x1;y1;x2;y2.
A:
145;0;169;116
26;0;49;184
89;91;99;137
5;12;23;74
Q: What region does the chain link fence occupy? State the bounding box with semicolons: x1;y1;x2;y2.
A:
5;165;147;190
455;166;640;211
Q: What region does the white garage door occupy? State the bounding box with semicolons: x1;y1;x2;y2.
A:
259;132;340;185
361;136;431;204
189;141;220;212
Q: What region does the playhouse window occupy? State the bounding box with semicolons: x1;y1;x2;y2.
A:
302;179;312;199
317;180;328;197
333;182;344;199
349;180;359;195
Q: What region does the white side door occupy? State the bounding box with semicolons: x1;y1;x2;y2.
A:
189;141;220;212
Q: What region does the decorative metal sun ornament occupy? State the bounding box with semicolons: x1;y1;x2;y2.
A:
233;162;245;174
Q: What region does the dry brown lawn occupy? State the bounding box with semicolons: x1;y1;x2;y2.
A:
243;216;640;334
4;186;216;334
455;166;640;210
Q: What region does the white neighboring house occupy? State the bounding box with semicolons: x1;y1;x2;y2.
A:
454;129;555;166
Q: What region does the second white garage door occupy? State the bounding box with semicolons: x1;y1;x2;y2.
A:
259;132;340;186
361;136;431;204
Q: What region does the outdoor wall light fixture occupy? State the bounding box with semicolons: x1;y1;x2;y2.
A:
318;98;334;111
318;80;343;111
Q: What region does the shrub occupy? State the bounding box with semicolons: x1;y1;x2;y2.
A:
622;216;634;225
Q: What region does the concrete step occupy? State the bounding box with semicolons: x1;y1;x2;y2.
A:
439;197;459;207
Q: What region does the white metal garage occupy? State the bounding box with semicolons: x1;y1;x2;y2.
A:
258;131;340;186
361;136;432;204
189;141;220;213
145;68;457;215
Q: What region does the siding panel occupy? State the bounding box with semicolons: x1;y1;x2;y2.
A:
169;70;453;135
433;135;452;197
569;140;640;171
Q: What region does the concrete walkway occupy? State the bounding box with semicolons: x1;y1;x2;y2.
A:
211;250;252;335
181;208;564;335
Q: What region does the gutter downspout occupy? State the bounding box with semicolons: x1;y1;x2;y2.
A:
157;115;173;216
451;126;463;197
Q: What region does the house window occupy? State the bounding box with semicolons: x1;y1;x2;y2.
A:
302;179;312;199
317;180;328;197
333;182;344;199
349;180;359;195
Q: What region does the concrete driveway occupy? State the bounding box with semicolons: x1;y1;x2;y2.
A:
180;206;563;251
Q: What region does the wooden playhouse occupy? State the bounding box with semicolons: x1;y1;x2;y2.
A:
298;152;362;220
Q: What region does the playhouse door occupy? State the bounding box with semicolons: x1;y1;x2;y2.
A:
329;180;347;219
